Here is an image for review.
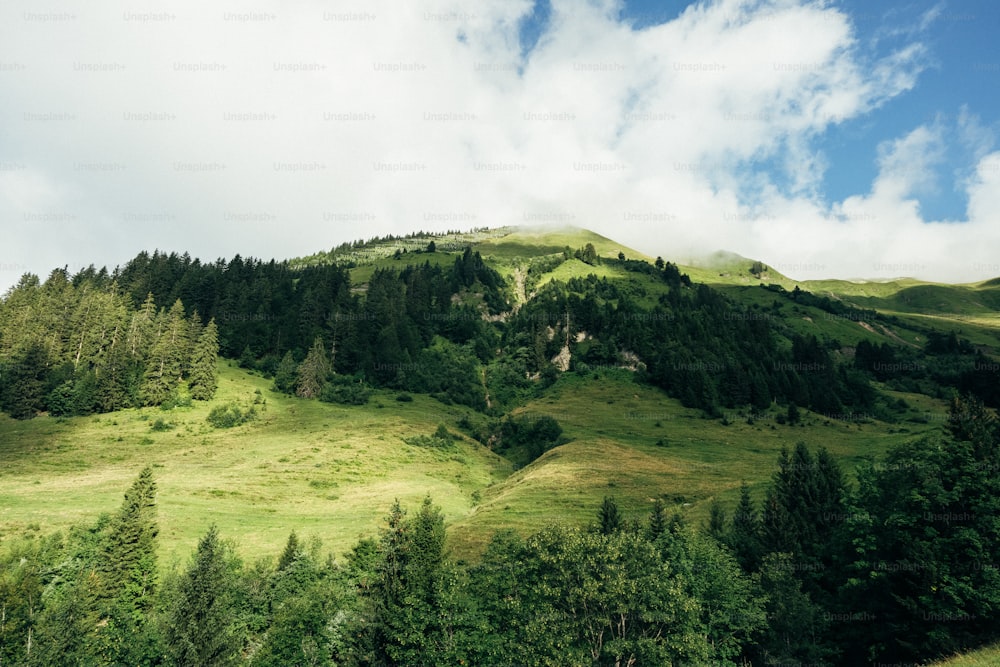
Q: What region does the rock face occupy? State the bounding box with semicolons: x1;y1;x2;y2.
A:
551;344;572;371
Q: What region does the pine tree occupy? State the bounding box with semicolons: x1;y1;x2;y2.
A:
93;467;161;664
140;299;189;406
296;337;330;399
705;499;727;543
727;481;763;572
94;318;133;411
165;525;241;667
647;498;668;541
98;467;158;611
127;293;158;359
598;496;623;535
276;530;301;572
272;351;298;395
787;402;801;424
188;318;219;400
407;495;445;601
184;311;204;377
0;342;49;418
369;500;409;665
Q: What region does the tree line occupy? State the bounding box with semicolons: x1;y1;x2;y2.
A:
0;269;218;418
2;395;998;665
3;244;996;426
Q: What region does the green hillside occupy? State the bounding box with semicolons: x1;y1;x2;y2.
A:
0;358;947;565
450;369;940;556
0;361;509;564
3;224;997;566
3;224;1000;665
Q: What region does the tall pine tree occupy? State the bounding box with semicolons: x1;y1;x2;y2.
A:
598;496;623;535
296;337;330;399
93;466;161;664
188;318;219;400
726;481;763;572
165;525;241;667
140;299;189;406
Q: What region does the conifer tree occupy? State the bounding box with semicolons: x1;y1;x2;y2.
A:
705;499;728;543
93;466;161;664
407;495;446;601
98;467;159;611
95;319;133;412
726;481;763;572
369;500;409;665
188;318;219;400
184;311;204;377
272;351;298;395
296;337;330;399
0;342;48;418
128;293;158;359
647;498;668;541
598;496;623;535
276;530;301;572
165;525;241;667
140;299;189;406
365;497;449;665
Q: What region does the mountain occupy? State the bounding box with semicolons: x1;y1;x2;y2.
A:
3;224;1000;557
2;225;1000;665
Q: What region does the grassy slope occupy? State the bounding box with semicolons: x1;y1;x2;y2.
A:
449;369;945;556
0;359;948;566
0;361;509;566
4;226;997;572
931;643;1000;666
475;225;654;263
678;254;1000;352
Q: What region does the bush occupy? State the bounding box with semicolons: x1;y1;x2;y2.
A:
404;434;453;449
206;402;256;429
150;418;174;432
490;414;565;464
319;375;372;405
395;393;414;402
161;386;193;410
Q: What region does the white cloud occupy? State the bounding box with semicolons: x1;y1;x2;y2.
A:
0;0;994;293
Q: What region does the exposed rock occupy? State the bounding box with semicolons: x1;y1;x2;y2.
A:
551;344;571;372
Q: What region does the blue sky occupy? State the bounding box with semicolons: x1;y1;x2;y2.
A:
1;0;1000;288
599;0;1000;221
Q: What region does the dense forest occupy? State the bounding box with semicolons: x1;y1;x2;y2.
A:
3;242;995;430
0;269;219;419
1;395;998;665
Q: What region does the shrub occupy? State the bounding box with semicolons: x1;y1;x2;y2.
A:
319;375;372;405
161;386;193;410
404;430;454;449
150;418;174;432
206;402;256;429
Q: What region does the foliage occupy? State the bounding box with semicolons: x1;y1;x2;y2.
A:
296;337;331;399
318;374;372;405
163;524;243;666
487;413;565;465
207;401;257;429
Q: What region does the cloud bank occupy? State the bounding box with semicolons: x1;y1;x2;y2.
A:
1;0;998;290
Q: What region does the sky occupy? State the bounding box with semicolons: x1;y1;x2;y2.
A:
1;0;999;293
